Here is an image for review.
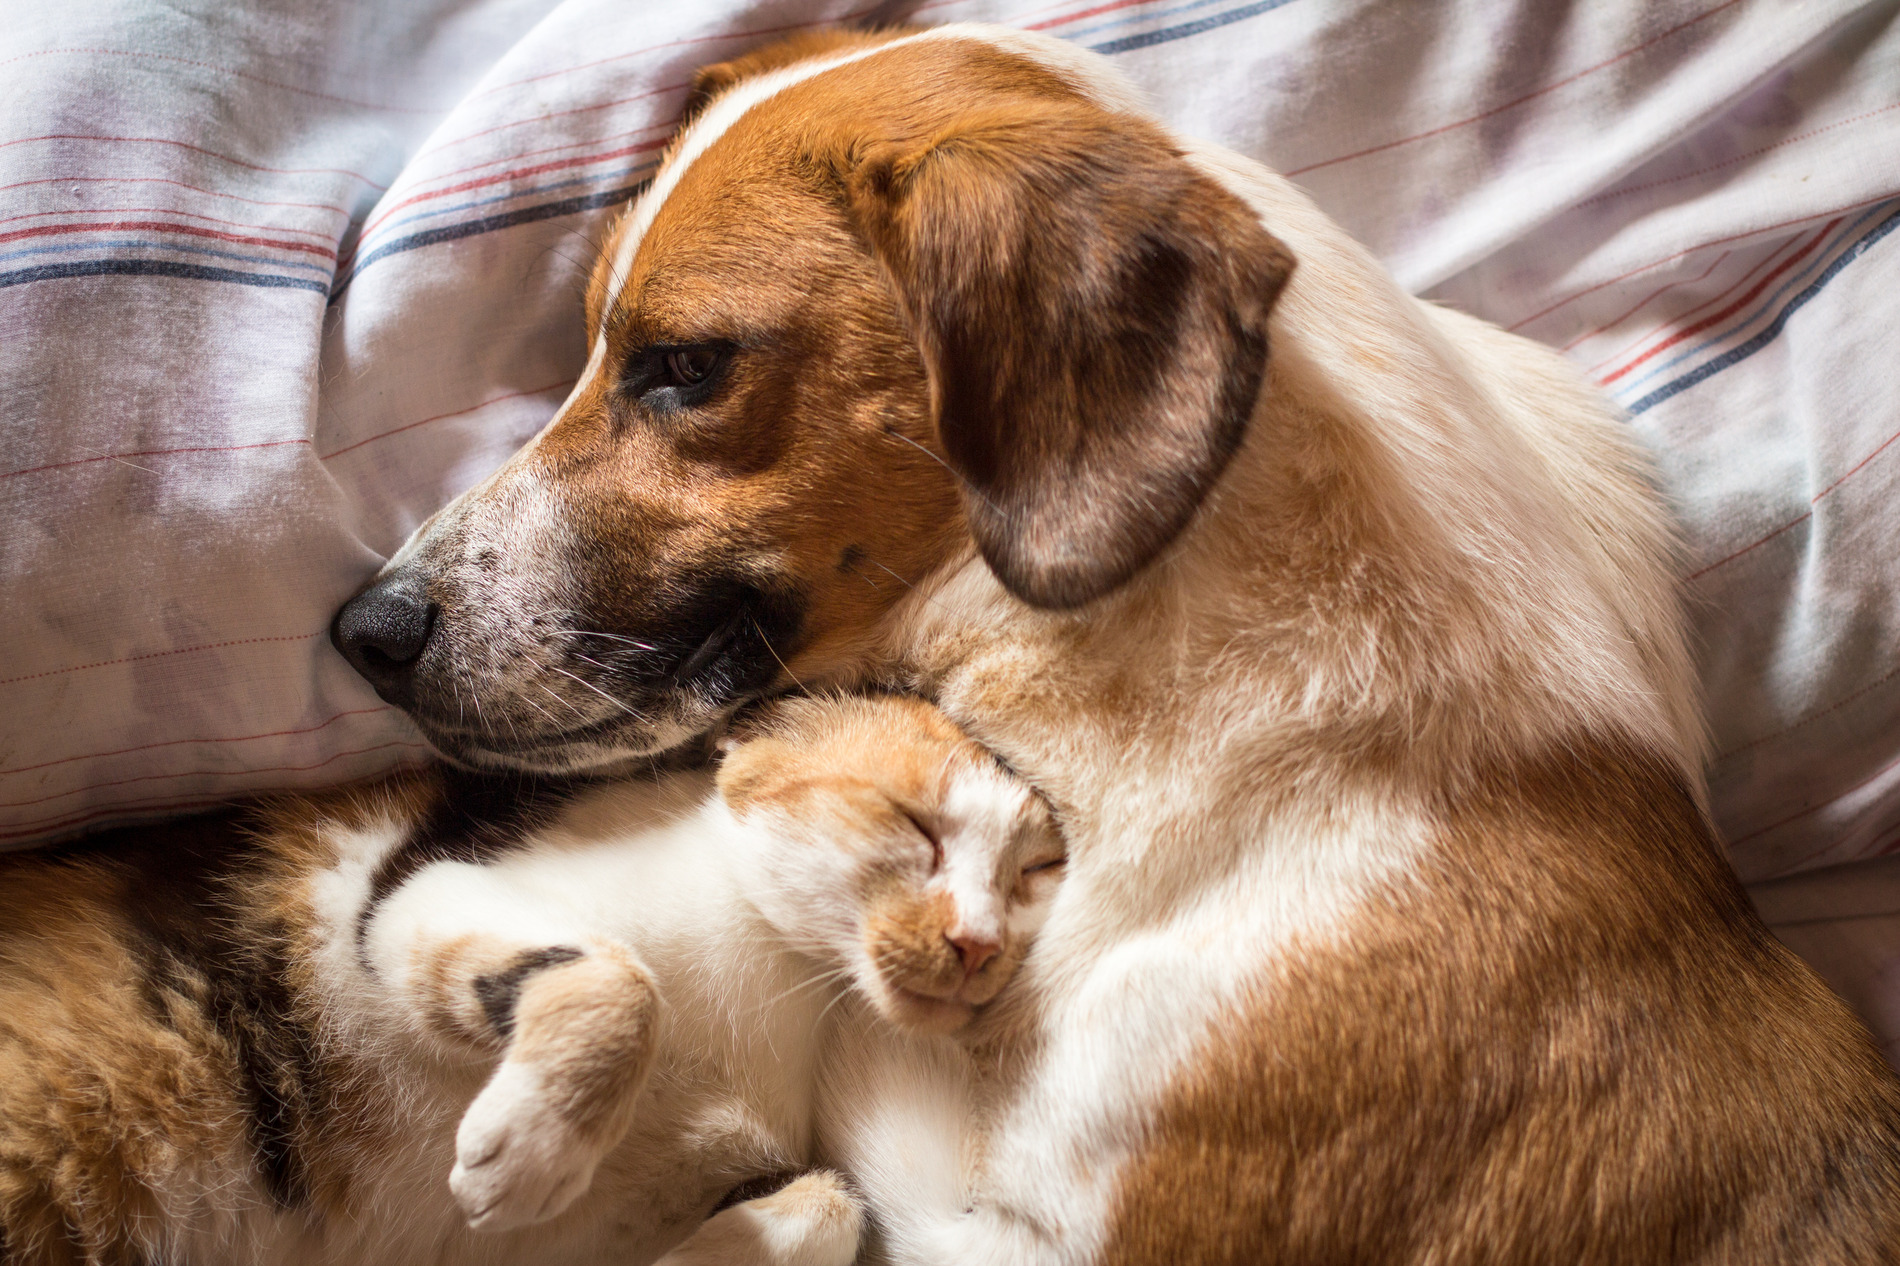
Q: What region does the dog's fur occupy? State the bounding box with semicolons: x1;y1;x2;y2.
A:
0;694;1060;1265
336;23;1900;1264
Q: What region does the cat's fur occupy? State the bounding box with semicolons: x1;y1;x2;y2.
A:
0;694;1059;1266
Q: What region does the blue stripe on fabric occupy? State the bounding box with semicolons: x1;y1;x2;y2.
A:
0;236;333;276
330;176;649;302
0;258;328;293
355;162;658;260
1613;206;1887;400
1090;0;1299;54
332;3;1300;292
371;173;608;234
1065;0;1230;41
1627;203;1900;416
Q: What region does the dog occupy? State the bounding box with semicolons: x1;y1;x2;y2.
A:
333;23;1900;1263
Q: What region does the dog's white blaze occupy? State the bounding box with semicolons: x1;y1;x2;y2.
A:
590;28;948;357
575;23;1149;412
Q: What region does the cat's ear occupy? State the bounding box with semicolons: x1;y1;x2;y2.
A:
844;99;1294;609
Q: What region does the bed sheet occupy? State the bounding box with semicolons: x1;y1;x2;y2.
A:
3;0;1898;1052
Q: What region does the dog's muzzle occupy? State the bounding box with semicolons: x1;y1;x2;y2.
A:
331;572;437;708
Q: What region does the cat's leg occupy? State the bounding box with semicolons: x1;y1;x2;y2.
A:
652;1171;862;1266
364;891;661;1232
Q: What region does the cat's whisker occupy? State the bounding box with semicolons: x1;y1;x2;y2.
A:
754;964;857;1012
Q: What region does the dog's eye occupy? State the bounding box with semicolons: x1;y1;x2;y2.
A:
625;343;731;412
1021;857;1065;877
664;347;719;387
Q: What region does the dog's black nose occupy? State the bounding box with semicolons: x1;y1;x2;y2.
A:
331;574;437;701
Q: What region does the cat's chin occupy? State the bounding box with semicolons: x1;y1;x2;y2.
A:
876;985;978;1036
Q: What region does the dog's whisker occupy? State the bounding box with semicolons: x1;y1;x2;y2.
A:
560;628;661;653
750;616;806;694
538;681;591;722
548;664;644;720
859;552;955;619
881;429;1015;524
515;689;561;732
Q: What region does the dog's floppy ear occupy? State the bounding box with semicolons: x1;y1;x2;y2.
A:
681;61;745;124
845;100;1294;609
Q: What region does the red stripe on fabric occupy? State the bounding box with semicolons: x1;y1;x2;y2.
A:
1284;0;1745;179
1808;423;1900;506
1559;250;1728;355
1686;418;1900;583
1683;511;1813;583
1596;220;1838;385
1025;0;1154;31
0;48;445;113
988;0;1102;19
1718;660;1900;761
0;175;351;216
0;631;326;688
0;741;432;811
1734;746;1900;860
0;795;236;843
0;217;337;259
1577;101;1900;212
358;139;668;239
0;751;431;841
350;126;669;252
0;205;336;244
318;380;575;461
1503;192;1900;332
0;437;309;483
465;7;887;101
399;121;671;193
340;152;660;271
1581;237;1800;373
411;84;687;164
0;134;386;187
0;708;396;776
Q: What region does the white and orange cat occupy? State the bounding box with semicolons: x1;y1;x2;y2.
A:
0;694;1061;1266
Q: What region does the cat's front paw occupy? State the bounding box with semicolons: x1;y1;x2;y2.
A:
451;1060;609;1232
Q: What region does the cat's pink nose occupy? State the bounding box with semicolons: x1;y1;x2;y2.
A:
948;933;1000;977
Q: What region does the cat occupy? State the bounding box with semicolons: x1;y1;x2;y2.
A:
0;693;1063;1266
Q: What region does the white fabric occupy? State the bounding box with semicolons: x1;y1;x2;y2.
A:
3;0;1899;1050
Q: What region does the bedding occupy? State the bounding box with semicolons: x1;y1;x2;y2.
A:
2;0;1897;1053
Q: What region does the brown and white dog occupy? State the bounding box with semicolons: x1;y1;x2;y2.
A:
333;23;1900;1263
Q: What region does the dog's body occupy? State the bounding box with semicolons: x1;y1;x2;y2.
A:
319;24;1900;1263
0;696;1060;1266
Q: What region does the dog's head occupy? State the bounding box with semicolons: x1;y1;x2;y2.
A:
331;25;1293;772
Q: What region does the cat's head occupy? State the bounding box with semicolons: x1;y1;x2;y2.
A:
719;694;1064;1035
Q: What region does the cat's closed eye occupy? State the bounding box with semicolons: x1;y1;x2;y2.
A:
897;807;943;869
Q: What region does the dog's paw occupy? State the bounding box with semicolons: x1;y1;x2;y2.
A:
450;1060;606;1232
